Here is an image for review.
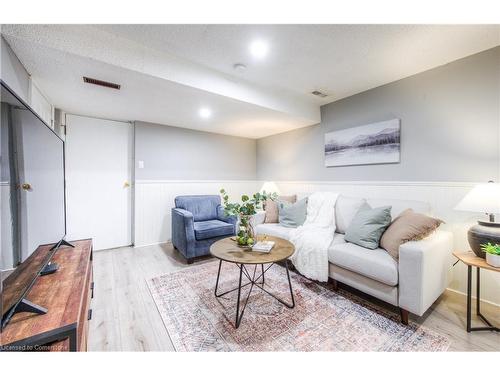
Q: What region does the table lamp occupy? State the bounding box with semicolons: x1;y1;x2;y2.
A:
454;181;500;258
260;181;280;195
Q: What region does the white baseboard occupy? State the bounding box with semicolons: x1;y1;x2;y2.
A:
133;240;171;248
446;287;500;308
93;244;133;252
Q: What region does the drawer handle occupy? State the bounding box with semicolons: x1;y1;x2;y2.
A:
91;281;95;298
88;309;93;321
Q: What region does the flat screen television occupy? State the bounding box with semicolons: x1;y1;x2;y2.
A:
1;80;68;329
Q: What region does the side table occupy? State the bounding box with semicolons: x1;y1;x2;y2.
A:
453;251;499;333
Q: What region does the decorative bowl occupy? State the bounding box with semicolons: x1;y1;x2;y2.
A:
468;221;500;259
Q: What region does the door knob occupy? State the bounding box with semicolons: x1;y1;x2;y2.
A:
21;183;32;191
123;181;130;188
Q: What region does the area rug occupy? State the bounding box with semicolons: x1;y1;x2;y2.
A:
147;261;450;351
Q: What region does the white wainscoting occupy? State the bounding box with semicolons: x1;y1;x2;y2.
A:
134;179;500;306
134;180;260;247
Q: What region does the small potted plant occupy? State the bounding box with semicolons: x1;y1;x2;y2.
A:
480;242;500;268
220;188;277;248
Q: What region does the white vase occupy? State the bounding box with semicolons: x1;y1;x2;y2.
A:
485;252;500;268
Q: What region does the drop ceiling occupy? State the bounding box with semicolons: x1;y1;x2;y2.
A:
1;24;499;138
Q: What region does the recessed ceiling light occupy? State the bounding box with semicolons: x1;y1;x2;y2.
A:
199;107;212;119
249;40;269;59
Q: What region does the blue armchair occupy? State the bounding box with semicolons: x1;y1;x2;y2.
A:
171;195;238;263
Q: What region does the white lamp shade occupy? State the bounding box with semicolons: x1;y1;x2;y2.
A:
260;181;280;195
454;183;500;214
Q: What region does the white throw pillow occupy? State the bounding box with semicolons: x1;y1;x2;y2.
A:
335;195;367;234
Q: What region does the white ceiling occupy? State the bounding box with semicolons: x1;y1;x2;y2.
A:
3;37;307;138
2;24;499;138
96;24;500;101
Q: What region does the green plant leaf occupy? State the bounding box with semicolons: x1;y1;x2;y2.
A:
481;242;500;255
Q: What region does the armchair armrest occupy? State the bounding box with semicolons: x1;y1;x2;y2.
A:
171;208;195;259
398;230;453;316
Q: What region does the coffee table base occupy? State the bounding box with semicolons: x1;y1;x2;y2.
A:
214;260;295;328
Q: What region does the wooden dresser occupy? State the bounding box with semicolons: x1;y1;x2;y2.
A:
1;239;93;351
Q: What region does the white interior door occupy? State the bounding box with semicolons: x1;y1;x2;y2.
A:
65;114;132;250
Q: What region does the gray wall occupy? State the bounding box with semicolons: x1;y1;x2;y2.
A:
257;47;500;182
135;121;257;180
1;36;30;103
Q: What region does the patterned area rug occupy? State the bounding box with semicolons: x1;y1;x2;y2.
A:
147;261;450;351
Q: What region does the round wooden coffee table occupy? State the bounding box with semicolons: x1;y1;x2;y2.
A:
210;235;295;328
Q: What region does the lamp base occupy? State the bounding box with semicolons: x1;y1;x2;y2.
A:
468;221;500;258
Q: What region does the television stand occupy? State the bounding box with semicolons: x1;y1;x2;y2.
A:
1;239;93;351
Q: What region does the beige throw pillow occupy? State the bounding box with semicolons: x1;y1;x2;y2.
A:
264;195;297;223
380;209;444;260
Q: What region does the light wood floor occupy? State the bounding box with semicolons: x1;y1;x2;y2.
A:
88;243;499;351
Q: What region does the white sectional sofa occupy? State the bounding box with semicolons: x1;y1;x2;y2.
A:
252;195;454;324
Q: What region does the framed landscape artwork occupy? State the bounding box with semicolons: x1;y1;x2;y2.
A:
324;119;401;167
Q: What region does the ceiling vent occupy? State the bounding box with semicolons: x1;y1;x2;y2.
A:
83;77;121;90
311;90;328;98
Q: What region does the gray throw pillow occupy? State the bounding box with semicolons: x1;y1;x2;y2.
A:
335;195;368;234
278;198;308;228
344;204;392;249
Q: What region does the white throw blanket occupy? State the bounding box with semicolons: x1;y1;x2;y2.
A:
289;192;339;282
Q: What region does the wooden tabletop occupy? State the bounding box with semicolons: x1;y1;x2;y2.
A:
210;235;294;264
453;251;500;272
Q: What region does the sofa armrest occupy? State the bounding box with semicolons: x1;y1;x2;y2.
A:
171;208;195;258
217;205;238;232
250;211;266;227
398;230;453;316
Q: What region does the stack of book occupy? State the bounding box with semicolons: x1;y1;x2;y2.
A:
252;240;275;253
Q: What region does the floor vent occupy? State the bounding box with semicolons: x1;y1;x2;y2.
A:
83;77;121;90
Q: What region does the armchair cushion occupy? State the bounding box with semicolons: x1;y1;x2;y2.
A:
194;220;234;240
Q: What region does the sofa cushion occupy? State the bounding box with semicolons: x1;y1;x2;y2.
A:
335;195;368;234
278;198;308;228
328;234;399;286
345;205;392;249
193;220;234;240
175;195;220;222
255;223;294;240
265;195;297;223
